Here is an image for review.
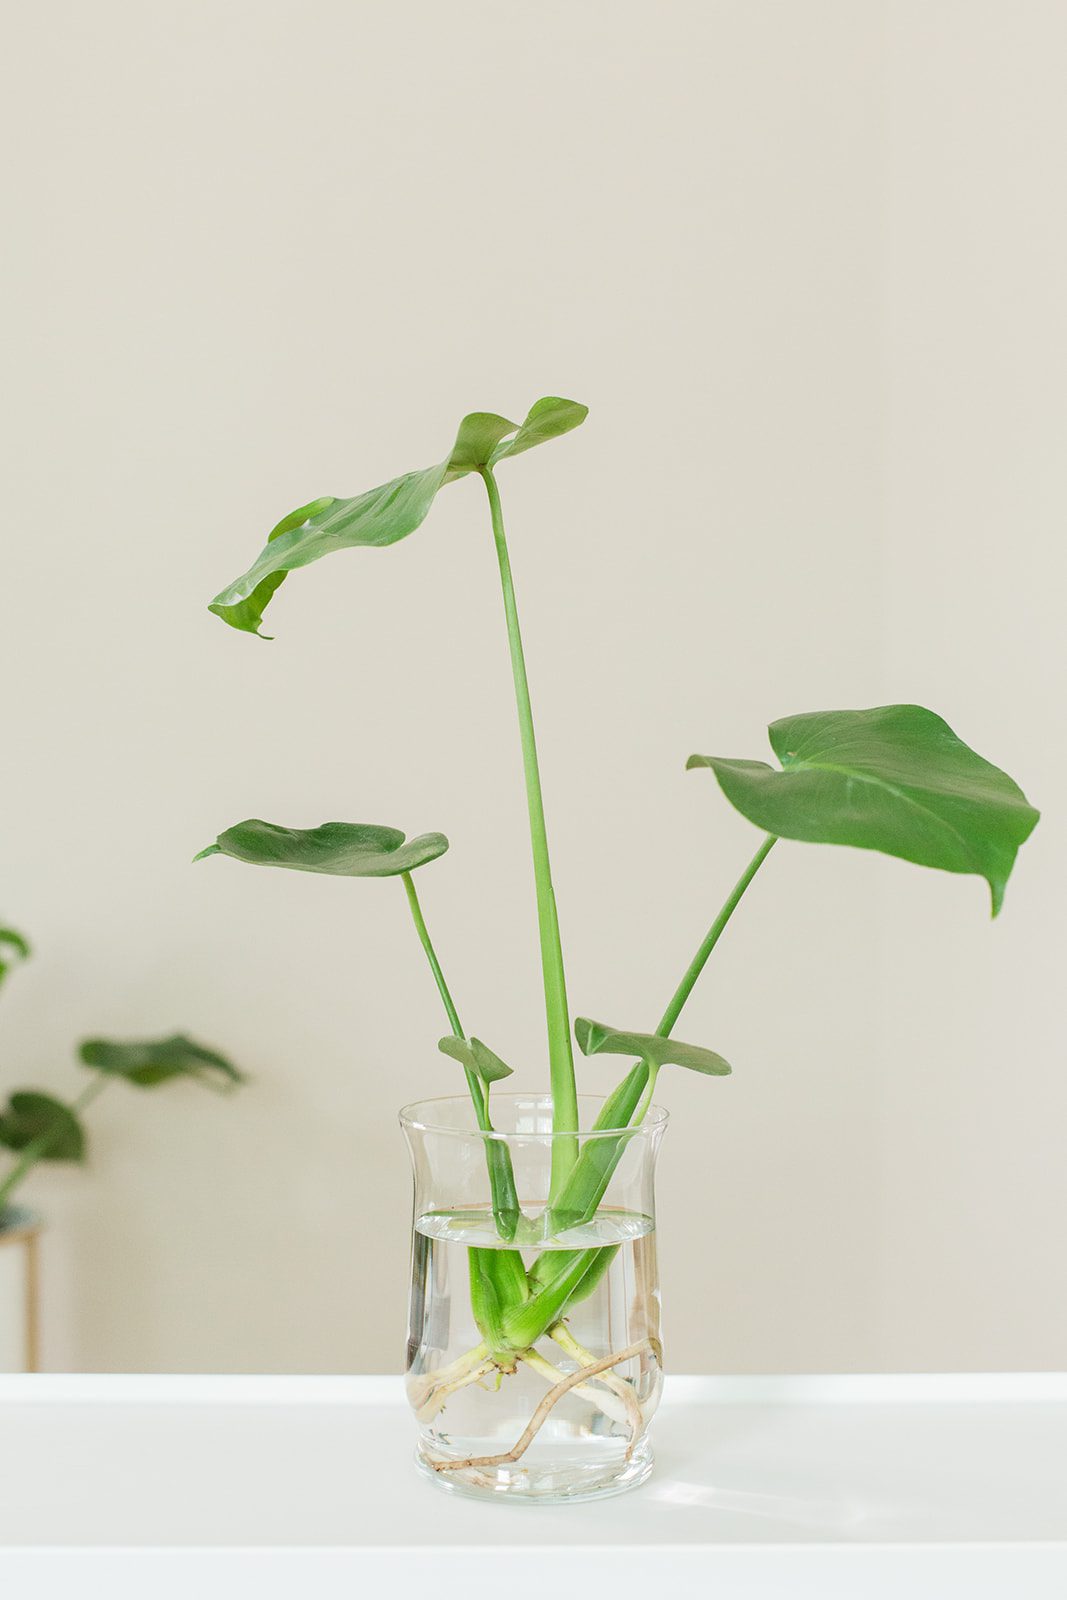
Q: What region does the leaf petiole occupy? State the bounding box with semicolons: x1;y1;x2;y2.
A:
400;871;521;1241
656;833;777;1037
480;466;578;1196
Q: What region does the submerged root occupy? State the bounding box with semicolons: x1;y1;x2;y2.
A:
521;1348;632;1429
425;1339;651;1475
410;1342;494;1421
547;1322;646;1439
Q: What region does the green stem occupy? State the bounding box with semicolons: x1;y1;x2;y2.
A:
401;869;487;1122
656;834;777;1037
466;835;782;1362
632;1064;660;1128
0;1073;109;1213
480;466;578;1194
547;833;779;1231
402;872;466;1032
70;1075;109;1116
400;870;520;1240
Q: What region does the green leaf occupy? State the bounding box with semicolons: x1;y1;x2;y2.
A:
438;1036;514;1085
209;397;587;636
688;704;1039;916
488;396;588;465
207;498;334;639
575;1017;731;1076
0;926;31;992
196;819;448;877
0;1092;85;1161
78;1034;243;1088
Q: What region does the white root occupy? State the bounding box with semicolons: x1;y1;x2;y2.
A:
548;1321;646;1438
425;1339;651;1474
521;1348;632;1429
410;1343;494;1421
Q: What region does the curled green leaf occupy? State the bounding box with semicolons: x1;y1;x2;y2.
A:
575;1018;731;1077
195;819;448;877
488;396;588;465
209;397;588;636
207;498;335;639
688;704;1039;916
78;1034;243;1088
438;1036;514;1086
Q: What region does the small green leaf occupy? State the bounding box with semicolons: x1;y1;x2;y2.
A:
488;397;588;465
196;819;448;878
209;398;587;636
438;1036;514;1085
0;1092;85;1161
688;704;1039;916
0;926;31;992
574;1017;731;1076
78;1034;243;1088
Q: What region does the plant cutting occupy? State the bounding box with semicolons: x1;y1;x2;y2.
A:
0;923;244;1368
201;397;1039;1502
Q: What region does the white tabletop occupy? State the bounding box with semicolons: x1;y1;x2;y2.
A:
2;1373;1065;1597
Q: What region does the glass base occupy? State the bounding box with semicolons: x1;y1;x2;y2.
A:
415;1437;655;1504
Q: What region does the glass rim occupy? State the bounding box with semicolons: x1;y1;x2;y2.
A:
398;1090;669;1142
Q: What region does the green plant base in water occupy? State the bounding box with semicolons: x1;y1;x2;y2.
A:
406;1204;663;1496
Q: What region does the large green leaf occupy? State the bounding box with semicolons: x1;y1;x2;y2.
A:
195;819;448;877
209;397;588;636
78;1034;243;1088
574;1017;731;1077
0;1091;85;1161
0;926;30;991
438;1036;514;1085
688;704;1039;916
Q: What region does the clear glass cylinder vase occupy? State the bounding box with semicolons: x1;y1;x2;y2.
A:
400;1092;667;1503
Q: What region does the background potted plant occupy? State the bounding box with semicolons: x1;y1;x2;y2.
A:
0;925;242;1371
199;396;1039;1502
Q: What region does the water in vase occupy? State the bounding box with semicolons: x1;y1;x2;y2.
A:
406;1206;663;1502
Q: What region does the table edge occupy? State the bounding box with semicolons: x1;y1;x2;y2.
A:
1;1371;1065;1406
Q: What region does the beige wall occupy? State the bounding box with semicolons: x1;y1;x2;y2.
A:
1;1;1061;1373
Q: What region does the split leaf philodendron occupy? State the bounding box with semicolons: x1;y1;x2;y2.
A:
0;945;244;1217
201;395;1039;1487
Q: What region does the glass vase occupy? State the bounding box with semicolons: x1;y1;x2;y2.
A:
400;1093;667;1503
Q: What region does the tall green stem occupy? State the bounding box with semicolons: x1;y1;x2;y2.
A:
621;833;778;1128
0;1073;109;1213
480;467;578;1194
